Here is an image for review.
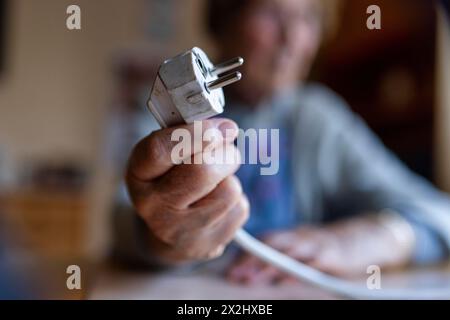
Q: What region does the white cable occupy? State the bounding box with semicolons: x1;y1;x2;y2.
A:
234;228;450;300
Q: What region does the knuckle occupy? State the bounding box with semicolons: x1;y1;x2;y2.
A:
145;131;169;164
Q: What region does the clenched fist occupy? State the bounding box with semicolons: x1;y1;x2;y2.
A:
126;118;249;264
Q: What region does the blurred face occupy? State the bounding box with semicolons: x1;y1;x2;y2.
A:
220;0;323;103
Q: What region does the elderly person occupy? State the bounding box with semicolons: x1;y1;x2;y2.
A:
123;0;450;284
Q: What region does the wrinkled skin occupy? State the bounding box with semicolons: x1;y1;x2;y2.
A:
127;119;249;263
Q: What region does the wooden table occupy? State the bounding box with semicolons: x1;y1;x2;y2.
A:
89;262;450;300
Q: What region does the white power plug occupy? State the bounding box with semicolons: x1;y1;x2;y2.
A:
145;47;450;300
147;47;243;128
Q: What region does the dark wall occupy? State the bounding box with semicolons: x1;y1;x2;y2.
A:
442;0;450;18
315;0;437;182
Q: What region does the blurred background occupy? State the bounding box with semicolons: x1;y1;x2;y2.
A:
0;0;448;298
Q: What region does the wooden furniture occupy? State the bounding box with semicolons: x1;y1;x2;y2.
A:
3;189;88;259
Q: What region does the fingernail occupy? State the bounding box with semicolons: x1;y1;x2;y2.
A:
217;119;238;140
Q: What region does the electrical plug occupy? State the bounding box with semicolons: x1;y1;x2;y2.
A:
147;47;243;128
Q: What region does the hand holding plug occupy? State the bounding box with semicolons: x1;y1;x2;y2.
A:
127;48;247;263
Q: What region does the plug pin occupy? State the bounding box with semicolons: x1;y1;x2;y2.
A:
211;57;244;76
207;72;242;91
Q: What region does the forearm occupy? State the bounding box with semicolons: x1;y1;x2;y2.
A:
340;210;448;264
330;211;416;269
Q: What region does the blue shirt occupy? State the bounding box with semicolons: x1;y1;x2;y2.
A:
231;107;297;236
